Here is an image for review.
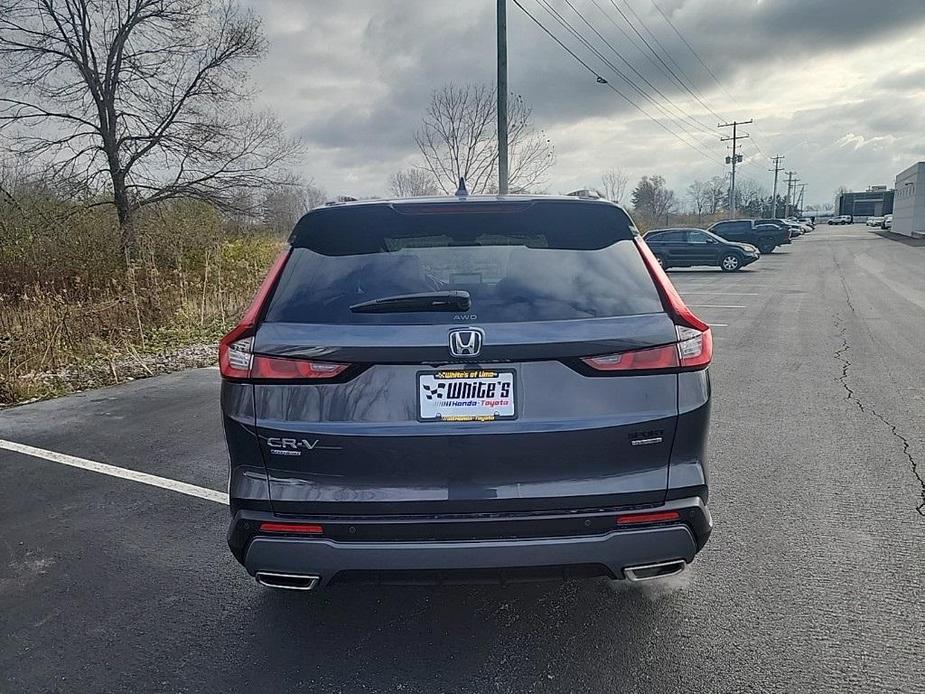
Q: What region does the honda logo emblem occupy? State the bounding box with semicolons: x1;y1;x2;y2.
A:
448;328;484;358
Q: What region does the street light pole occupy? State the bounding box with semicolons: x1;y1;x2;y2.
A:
497;0;509;195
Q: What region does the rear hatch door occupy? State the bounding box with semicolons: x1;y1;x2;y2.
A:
251;200;683;515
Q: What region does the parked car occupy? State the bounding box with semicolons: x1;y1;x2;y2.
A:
882;214;893;230
220;195;714;591
707;218;790;254
866;216;884;227
798;217;815;229
827;215;851;225
645;228;759;271
757;218;803;237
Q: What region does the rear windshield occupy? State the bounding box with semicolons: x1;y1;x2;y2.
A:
264;201;663;325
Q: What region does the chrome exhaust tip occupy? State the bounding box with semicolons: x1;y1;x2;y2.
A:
255;572;320;591
623;560;686;582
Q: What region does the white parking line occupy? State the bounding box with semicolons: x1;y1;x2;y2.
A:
682;292;759;296
707;323;728;327
0;438;228;505
687;304;747;309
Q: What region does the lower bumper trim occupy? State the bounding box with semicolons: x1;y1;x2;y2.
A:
244;524;698;587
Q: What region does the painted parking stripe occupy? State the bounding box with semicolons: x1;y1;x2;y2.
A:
0;438;228;505
687;304;747;309
681;292;759;296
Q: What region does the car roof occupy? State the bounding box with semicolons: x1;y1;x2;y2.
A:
316;193;628;211
647;227;706;233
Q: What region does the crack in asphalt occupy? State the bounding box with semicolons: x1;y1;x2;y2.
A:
834;315;925;517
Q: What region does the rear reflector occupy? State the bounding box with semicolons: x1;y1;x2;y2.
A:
259;522;324;535
616;510;681;526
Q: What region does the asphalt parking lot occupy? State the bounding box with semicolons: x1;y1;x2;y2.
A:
2;223;924;694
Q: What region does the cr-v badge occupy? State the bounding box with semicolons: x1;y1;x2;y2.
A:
448;328;484;358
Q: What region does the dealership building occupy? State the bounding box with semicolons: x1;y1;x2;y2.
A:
834;185;894;219
892;162;925;238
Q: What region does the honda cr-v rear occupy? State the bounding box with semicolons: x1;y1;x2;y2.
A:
220;195;713;591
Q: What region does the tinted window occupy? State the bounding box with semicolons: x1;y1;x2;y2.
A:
687;231;710;244
265;201;663;325
714;221;748;234
647;230;684;243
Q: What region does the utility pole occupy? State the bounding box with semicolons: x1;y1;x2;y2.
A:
769;155;784;218
784;171;798;218
497;0;509;195
797;183;806;216
718;119;752;217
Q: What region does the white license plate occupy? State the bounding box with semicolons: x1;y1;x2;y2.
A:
417;370;516;422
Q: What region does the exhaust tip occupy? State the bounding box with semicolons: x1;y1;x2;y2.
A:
255;571;320;591
623;560;686;582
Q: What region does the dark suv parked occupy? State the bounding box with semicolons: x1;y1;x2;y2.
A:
645;227;760;271
220;196;713;591
708;219;790;254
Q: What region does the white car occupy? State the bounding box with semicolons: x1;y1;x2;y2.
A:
827;215;851;225
866;216;884;227
882;215;893;230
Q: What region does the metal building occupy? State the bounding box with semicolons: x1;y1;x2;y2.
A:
892;162;925;238
834;186;894;220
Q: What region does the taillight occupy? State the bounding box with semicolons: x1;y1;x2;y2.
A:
676;325;712;369
250;354;348;380
217;249;351;381
219;249;289;379
632;236;713;370
582;343;679;371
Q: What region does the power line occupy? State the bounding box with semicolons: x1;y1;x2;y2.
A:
784;170;799;217
648;0;737;106
512;0;723;165
769;154;784;218
606;0;726;123
557;0;718;138
646;0;775;156
719;119;752;217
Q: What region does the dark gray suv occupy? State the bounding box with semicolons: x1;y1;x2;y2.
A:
220;195;713;591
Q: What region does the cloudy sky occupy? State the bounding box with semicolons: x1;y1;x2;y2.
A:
245;0;925;206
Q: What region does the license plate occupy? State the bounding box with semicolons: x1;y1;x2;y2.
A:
417;369;516;422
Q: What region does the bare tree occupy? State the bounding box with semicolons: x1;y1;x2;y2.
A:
415;83;554;195
388;168;439;198
260;176;326;235
687;180;712;223
0;0;300;260
631;175;676;223
601;168;628;203
706;176;726;214
304;181;327;211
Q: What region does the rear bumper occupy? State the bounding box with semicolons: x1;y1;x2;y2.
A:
230;496;711;587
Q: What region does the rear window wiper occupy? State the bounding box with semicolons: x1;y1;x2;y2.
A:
349;290;471;314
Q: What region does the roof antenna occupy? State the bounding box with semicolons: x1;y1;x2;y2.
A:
455;177;468;197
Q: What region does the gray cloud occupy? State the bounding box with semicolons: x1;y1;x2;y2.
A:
245;0;925;203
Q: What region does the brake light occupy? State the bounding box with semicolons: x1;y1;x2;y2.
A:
616;510;681;526
259;522;324;535
582;343;679;371
250;354;348;380
634;237;709;332
633;236;712;370
219;249;289;378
